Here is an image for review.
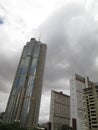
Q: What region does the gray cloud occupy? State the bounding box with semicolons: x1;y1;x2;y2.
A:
37;2;98;122
37;2;98;86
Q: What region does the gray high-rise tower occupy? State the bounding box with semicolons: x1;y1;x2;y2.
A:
4;38;47;128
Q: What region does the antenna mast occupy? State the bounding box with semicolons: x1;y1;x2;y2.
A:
39;33;41;41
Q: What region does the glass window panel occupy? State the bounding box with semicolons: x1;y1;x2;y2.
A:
26;98;31;113
20;97;31;126
21;57;30;74
18;59;24;74
26;76;35;96
17;56;30;76
22;44;35;58
25;46;32;56
14;57;30;89
19;75;26;87
14;76;20;88
30;58;37;75
22;45;32;57
33;44;40;57
12;93;20;119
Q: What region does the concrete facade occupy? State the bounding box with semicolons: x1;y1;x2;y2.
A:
83;83;98;130
49;90;70;130
70;74;94;130
3;38;47;128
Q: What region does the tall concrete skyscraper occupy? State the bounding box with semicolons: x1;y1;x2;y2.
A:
70;74;94;130
4;38;47;128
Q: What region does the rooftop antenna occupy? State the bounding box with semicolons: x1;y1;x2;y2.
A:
39;33;41;41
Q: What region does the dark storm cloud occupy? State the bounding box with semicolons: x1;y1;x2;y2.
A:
36;2;98;94
39;1;98;121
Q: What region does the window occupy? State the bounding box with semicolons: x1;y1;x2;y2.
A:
33;44;40;57
30;58;37;75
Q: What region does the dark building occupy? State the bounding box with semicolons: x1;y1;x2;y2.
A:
3;38;47;128
0;112;5;123
40;122;51;130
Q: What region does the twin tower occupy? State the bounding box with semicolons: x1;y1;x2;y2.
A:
3;38;47;128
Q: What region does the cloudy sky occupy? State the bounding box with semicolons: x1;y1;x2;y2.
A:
0;0;98;123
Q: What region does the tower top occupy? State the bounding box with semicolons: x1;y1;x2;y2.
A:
30;38;36;41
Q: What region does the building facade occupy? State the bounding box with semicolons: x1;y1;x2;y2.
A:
40;122;51;130
49;90;70;130
70;74;94;130
83;83;98;130
0;112;5;123
3;38;47;128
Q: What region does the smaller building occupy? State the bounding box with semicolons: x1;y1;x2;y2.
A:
83;83;98;130
0;112;5;123
49;90;70;130
40;122;51;130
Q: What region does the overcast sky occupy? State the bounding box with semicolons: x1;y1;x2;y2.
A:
0;0;98;123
